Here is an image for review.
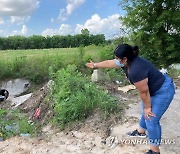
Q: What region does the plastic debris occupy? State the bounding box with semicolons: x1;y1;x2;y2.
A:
115;80;122;84
118;85;136;93
0;95;5;101
33;108;41;119
169;63;180;70
0;137;3;141
5;125;13;131
91;69;110;82
0;132;3;142
20;133;30;137
160;68;168;74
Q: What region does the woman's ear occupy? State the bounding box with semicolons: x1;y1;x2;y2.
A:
123;57;128;63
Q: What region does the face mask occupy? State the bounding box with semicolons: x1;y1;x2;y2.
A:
114;59;124;67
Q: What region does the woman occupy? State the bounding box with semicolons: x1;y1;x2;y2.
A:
85;44;175;154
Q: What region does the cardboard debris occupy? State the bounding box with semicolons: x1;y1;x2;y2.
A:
12;93;32;108
118;85;136;93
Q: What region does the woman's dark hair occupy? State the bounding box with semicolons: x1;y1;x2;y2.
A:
114;44;139;62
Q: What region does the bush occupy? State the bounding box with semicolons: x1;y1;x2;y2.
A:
99;45;115;61
72;46;93;75
50;65;123;128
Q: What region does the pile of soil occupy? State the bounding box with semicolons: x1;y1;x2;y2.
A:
19;81;54;126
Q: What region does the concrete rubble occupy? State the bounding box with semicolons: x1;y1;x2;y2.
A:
91;69;110;82
0;79;31;107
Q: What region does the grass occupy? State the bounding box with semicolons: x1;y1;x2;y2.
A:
0;45;100;62
0;45;103;83
0;109;35;140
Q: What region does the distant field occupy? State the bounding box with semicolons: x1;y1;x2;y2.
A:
0;45;104;83
0;45;101;62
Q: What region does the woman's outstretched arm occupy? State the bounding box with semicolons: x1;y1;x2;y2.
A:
86;60;119;69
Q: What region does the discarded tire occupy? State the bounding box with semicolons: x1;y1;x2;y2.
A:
0;89;9;101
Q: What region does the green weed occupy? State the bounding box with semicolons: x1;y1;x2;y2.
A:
0;109;35;140
50;65;123;129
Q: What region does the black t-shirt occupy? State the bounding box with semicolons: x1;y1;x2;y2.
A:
123;56;165;96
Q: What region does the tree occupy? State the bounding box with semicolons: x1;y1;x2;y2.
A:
81;28;90;35
28;35;46;49
120;0;180;67
0;37;6;50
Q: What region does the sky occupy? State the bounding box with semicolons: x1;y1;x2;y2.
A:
0;0;124;39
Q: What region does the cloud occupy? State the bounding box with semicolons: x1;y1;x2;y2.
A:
0;0;39;25
66;0;85;15
0;30;4;35
0;0;40;16
58;0;85;21
59;24;72;35
42;29;57;36
75;14;122;38
42;14;122;39
9;16;30;25
42;24;72;36
58;9;67;21
51;18;55;23
21;25;28;35
11;25;28;36
0;17;5;24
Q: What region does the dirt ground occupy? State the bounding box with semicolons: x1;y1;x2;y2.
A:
0;79;179;154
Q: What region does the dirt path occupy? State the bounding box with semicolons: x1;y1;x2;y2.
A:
0;124;146;154
0;88;179;154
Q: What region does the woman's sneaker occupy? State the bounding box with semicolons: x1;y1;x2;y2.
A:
145;149;160;154
127;129;147;138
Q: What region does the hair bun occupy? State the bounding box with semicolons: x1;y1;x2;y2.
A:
133;45;139;56
133;46;139;52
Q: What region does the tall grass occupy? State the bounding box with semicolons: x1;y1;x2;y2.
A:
0;55;62;83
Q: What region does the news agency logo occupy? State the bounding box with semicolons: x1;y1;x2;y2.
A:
119;139;176;145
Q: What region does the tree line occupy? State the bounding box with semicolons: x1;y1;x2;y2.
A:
0;33;106;50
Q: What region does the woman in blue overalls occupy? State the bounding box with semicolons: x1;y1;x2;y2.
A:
86;44;175;154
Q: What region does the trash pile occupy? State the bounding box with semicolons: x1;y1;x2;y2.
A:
19;80;54;125
0;79;31;107
0;79;54;141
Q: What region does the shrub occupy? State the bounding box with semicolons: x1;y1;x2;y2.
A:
50;65;123;128
99;45;115;61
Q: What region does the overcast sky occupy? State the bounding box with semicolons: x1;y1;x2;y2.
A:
0;0;124;39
